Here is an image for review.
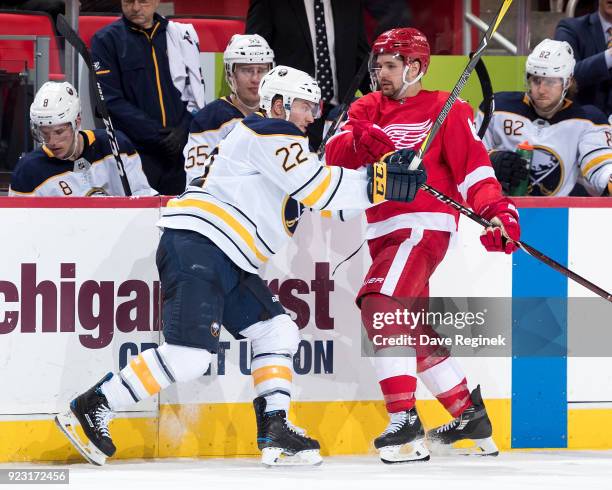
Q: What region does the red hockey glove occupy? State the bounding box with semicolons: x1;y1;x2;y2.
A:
479;201;520;254
350;119;396;165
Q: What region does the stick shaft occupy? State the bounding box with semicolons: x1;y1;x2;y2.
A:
408;0;514;170
421;183;612;301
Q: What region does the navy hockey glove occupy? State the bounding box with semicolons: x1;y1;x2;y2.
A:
159;126;188;162
367;149;427;204
489;150;529;195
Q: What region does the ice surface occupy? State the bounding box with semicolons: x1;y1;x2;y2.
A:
2;452;611;490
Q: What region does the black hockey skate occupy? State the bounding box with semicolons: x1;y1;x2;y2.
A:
55;373;116;465
426;385;499;456
253;396;322;466
374;407;430;464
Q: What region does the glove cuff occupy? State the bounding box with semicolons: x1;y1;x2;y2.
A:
380;150;396;163
480;199;519;222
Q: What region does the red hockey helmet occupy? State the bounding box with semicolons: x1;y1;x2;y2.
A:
372;27;430;74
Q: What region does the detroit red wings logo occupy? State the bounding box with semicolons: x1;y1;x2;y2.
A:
383;120;432;149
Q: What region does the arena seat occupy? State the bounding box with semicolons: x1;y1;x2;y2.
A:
173;0;248;18
0;11;63;79
170;17;245;52
78;15;120;48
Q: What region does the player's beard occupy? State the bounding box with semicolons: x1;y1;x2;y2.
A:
531;94;564;119
380;80;400;99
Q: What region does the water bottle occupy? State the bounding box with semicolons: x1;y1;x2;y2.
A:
511;141;533;196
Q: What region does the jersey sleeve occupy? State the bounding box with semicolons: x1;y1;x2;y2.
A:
475;109;497;151
183;106;241;185
249;129;374;211
577;116;612;195
9;155;42;196
116;132;158;196
442;100;509;214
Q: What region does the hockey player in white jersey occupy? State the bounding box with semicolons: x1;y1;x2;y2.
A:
10;81;155;197
55;66;427;467
477;39;612;196
183;34;274;185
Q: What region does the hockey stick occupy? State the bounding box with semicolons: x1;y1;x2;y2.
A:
424;185;612;301
56;14;133;196
402;1;610;300
317;54;370;158
408;0;513;171
473;55;494;139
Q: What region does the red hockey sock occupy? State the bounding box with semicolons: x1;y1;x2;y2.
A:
379;375;417;413
435;378;473;417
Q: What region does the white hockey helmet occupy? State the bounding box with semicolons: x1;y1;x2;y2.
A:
223;34;274;88
30;81;81;141
526;39;575;86
258;65;322;119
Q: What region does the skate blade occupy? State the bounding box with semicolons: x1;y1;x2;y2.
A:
378;438;430;464
428;436;499;457
55;411;107;466
261;447;323;467
457;437;499;456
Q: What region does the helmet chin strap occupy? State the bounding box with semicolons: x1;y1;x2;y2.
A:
65;124;82;161
233;92;260;112
228;75;260;112
527;78;569;120
392;64;423;100
283;100;292;121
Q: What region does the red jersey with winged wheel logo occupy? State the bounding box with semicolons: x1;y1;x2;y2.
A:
325;90;508;239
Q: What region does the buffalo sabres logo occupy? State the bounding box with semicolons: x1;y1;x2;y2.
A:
278;68;288;77
383;120;433;149
282;196;304;236
210;321;221;337
529;145;563;196
66;86;74;96
93;61;101;71
86;187;110;196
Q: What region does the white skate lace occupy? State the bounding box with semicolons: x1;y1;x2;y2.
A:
286;420;307;436
436;417;459;433
94;405;114;438
381;411;409;436
437;406;476;433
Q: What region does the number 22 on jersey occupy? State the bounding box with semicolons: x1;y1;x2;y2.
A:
276;142;308;172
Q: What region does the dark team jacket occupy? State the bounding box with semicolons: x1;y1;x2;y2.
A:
91;13;193;151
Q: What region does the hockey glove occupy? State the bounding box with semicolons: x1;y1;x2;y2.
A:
367;149;427;204
350;119;396;165
489;150;529;195
479;201;521;254
159;126;187;162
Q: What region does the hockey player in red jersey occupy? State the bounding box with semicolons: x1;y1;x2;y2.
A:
325;28;521;463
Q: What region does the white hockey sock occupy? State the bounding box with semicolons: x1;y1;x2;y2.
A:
263;391;290;413
101;343;212;411
101;373;137;411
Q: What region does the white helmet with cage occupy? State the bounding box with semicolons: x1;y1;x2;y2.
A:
223;34;275;92
258;65;322;119
30;81;81;142
526;39;575;87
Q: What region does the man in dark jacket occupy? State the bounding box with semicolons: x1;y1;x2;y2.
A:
91;0;192;194
246;0;371;150
555;0;612;117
